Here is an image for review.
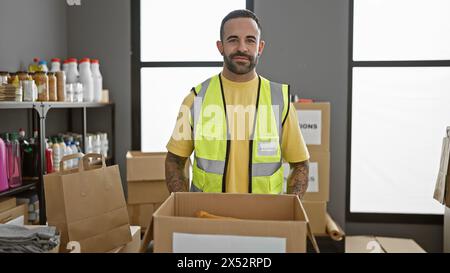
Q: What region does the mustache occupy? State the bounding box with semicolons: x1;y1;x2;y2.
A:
229;52;253;60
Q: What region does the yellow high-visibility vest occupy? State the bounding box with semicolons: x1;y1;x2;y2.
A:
190;74;289;194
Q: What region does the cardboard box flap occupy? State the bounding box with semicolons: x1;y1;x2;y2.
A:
345;236;376;253
142;192;319;253
173;192;297;221
375;237;426;253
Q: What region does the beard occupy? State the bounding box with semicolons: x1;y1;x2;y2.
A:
223;51;259;75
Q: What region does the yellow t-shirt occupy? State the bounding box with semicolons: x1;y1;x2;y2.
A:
166;74;309;193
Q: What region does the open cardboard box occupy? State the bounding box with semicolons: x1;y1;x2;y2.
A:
141;192;319;253
345;236;426;253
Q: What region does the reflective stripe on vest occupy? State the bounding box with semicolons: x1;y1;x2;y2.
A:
196;156;225;175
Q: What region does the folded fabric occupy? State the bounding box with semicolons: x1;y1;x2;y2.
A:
0;224;59;253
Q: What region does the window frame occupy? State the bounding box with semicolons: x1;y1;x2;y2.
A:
346;0;450;224
131;0;254;150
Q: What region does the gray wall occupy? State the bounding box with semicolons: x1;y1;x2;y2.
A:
256;0;442;252
0;0;68;137
66;0;131;182
255;0;349;231
0;0;67;71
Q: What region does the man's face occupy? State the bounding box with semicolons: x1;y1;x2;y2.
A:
217;17;265;75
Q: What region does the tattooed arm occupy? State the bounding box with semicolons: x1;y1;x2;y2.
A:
165;152;189;193
287;160;309;199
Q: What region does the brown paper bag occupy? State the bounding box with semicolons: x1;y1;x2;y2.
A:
44;153;131;253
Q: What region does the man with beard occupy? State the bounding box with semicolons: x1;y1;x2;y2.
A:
165;9;310;198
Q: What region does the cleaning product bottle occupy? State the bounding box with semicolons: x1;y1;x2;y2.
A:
59;137;67;170
18;128;31;178
79;58;94;102
70;141;79;167
50;58;61;72
29;130;40;177
90;59;103;102
66;58;79;84
38;61;49;72
52;137;61;172
45;139;53;174
65;140;73;169
28;58;40;73
0;135;9;192
6;133;22;188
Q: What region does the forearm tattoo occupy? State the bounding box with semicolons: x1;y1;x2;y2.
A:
288;160;309;199
165;152;189;193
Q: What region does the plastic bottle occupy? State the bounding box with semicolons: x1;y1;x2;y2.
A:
45;139;53;174
28;58;40;73
75;140;82;156
6;133;23;188
50;58;61;72
48;72;58;101
79;58;94;102
62;60;69;74
38;61;49;72
0;136;9;192
18;128;31;177
29;130;39;177
100;133;108;158
85;134;93;154
64;141;73;169
59;137;67;169
52;137;61;172
56;71;66;102
90;59;103;102
93;134;102;154
66;58;79;84
70;141;79;167
75;82;83;102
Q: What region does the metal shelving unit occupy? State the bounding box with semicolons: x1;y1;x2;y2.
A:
0;101;115;224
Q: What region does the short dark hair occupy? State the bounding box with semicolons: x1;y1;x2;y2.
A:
220;9;262;41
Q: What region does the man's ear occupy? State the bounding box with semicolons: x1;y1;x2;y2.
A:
258;40;265;56
216;40;224;56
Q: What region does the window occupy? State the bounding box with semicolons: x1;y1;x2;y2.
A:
132;0;250;152
349;0;450;220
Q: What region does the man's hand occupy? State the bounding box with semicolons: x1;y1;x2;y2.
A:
165;152;189;193
287;160;309;199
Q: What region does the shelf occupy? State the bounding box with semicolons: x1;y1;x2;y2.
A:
0;101;113;109
0;102;37;109
0;99;115;224
44;102;114;109
0;180;38;199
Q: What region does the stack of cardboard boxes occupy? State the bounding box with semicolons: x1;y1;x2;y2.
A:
126;151;189;233
0;197;28;225
283;102;331;235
